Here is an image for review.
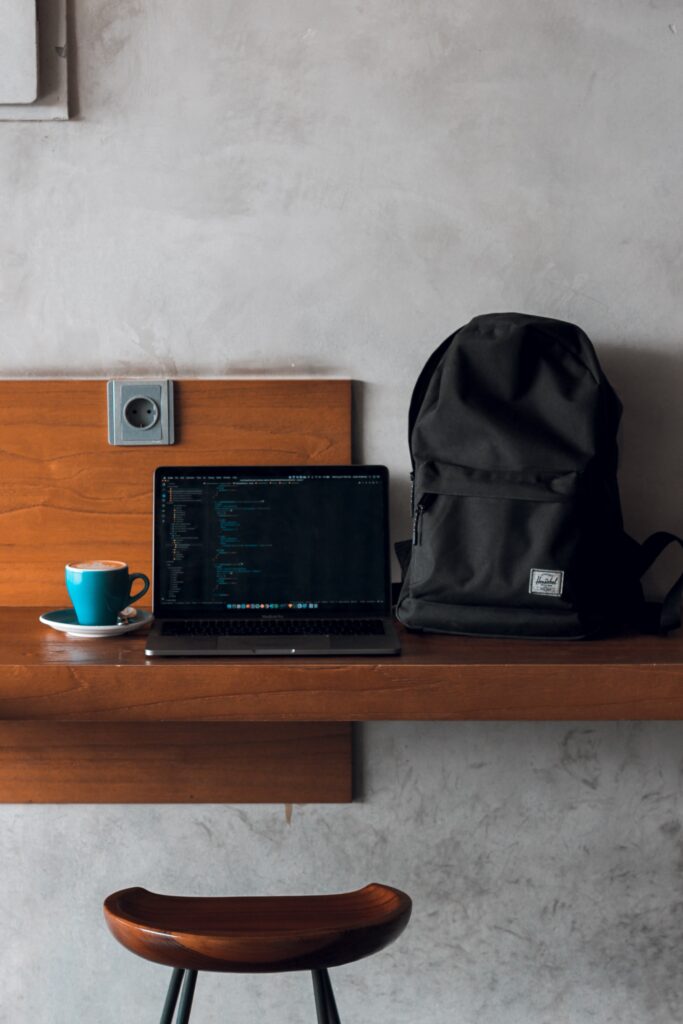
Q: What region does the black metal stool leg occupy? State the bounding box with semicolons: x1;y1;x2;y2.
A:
312;969;342;1024
160;969;184;1024
175;970;198;1024
312;969;329;1024
320;969;342;1024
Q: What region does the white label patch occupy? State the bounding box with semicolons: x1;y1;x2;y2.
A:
529;568;564;597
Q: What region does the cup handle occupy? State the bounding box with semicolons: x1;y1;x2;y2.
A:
127;573;150;606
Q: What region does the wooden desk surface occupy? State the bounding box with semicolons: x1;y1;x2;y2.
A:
3;608;683;722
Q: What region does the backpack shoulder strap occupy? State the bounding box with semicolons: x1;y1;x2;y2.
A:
638;531;683;633
407;332;455;466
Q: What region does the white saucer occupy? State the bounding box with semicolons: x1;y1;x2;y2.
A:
39;608;154;638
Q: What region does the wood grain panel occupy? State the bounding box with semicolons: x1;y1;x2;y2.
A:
0;380;351;606
0;379;353;801
0;722;352;802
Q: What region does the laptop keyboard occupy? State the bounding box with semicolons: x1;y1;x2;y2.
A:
161;619;386;637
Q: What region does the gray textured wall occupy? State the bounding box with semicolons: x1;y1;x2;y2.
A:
1;1;683;1021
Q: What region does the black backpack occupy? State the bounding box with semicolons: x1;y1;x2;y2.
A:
396;313;683;639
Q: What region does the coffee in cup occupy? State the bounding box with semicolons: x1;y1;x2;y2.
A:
65;560;150;626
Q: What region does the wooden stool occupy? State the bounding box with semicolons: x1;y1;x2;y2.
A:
104;883;412;1023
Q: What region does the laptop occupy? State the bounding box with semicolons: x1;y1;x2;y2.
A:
145;465;401;656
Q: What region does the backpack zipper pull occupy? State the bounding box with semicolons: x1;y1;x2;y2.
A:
412;502;424;545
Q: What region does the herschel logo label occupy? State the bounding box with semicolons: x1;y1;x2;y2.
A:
529;568;564;597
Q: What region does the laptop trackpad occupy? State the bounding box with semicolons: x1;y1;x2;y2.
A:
219;634;331;651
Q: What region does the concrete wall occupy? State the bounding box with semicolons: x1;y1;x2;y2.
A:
1;1;683;1021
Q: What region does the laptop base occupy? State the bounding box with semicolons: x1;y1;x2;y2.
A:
145;619;401;657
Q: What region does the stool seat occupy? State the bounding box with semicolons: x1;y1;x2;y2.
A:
104;883;412;973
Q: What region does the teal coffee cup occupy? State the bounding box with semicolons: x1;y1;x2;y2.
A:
65;560;150;626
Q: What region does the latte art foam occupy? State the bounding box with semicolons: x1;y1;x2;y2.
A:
67;560;126;572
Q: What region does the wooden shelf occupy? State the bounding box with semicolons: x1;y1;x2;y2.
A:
3;378;680;801
3;609;683;722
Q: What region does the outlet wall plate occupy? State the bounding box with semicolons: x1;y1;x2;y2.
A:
107;380;175;446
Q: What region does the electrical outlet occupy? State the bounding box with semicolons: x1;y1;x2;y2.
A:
107;380;174;446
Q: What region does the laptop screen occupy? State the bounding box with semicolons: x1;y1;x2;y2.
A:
153;466;391;617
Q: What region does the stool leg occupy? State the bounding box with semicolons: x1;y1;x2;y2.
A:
175;970;198;1024
160;969;184;1024
312;970;329;1024
320;969;341;1024
312;969;342;1024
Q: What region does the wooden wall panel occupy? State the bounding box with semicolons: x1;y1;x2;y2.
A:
0;722;352;803
0;379;353;802
0;380;351;606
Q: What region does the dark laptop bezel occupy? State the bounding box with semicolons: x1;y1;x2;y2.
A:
152;465;392;620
